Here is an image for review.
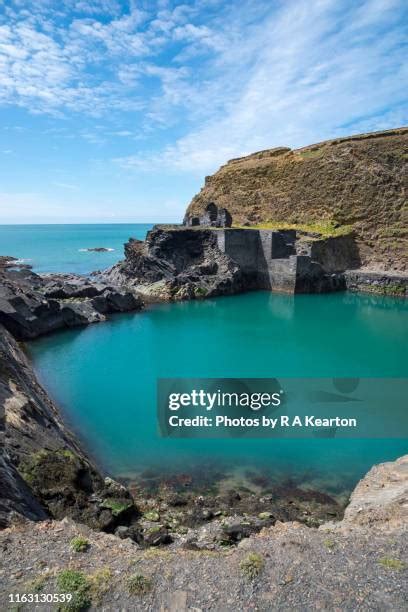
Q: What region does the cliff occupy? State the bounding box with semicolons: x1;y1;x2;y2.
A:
186;128;408;272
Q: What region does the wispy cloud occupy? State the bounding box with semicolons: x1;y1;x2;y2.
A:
53;181;78;190
116;0;408;173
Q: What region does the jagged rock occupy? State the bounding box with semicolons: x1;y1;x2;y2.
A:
60;300;106;326
91;288;142;314
0;452;47;528
101;227;244;301
0;265;143;340
143;525;173;546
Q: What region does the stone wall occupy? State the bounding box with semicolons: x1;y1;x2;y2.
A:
216;228;355;294
309;235;361;273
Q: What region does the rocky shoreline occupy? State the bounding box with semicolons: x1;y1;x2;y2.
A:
0;257;143;340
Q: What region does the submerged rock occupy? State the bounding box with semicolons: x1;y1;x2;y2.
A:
82;247;114;252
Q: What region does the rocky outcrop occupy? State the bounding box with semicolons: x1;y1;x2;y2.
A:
186;128;408;272
333;454;408;532
101;226;244;301
0;259;145;530
0;263;143;340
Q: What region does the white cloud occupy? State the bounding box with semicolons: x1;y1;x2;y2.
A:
116;0;408;173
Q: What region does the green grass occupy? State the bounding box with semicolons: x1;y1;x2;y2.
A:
233;220;353;238
240;552;265;579
56;570;91;611
378;557;406;571
297;147;324;159
70;536;90;553
101;497;133;516
323;538;336;550
127;574;153;596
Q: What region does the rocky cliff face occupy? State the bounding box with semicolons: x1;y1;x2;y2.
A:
0;322;140;531
186;128;408;272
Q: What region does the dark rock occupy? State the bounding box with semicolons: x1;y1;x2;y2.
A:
60;300;105;327
0;266;143;340
115;524;143;543
344;270;407;297
17;447;138;531
0;452;48;527
92;289;143;314
221;520;264;543
100;227;244;301
143;525;173;546
184;202;232;228
84;247;113;252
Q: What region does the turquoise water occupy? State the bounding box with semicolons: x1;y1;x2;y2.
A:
29;291;408;496
0;224;152;274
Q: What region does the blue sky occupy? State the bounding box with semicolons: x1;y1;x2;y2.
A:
0;0;407;223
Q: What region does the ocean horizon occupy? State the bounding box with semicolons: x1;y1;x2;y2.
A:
0;223;156;274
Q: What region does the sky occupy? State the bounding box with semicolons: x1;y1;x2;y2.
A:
0;0;407;224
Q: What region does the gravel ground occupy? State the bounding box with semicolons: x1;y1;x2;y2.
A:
0;518;407;611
